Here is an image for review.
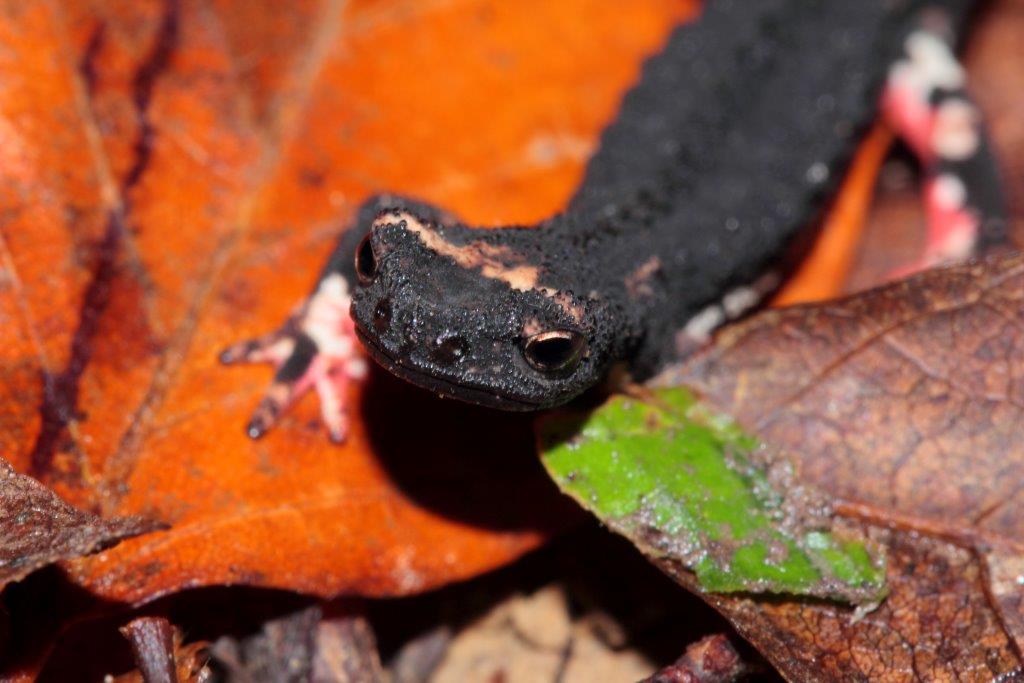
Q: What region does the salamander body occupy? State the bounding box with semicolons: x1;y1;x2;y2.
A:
222;0;1005;440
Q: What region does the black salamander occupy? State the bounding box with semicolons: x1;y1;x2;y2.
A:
222;0;1007;442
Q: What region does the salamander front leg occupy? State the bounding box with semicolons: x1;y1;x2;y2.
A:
220;269;367;443
220;194;450;442
882;14;1009;275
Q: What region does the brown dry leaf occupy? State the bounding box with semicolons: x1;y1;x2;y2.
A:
653;251;1024;680
659;529;1021;681
210;606;320;682
210;606;386;683
312;615;386;683
120;642;211;683
639;634;747;683
0;457;156;587
679;253;1024;547
112;617;211;683
0;0;703;602
202;587;674;683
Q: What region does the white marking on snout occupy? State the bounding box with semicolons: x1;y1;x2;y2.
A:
381;211;540;292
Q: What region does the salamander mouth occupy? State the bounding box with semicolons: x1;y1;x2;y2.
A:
354;326;543;412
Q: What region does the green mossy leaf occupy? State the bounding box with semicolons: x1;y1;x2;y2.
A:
538;388;886;605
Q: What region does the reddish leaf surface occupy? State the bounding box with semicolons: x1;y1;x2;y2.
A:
681;253;1024;539
657;253;1024;679
0;0;699;602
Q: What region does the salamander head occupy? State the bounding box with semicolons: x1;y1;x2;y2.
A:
350;208;617;410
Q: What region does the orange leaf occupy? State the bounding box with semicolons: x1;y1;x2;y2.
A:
0;0;694;602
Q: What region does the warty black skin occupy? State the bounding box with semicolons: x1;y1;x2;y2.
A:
344;0;981;411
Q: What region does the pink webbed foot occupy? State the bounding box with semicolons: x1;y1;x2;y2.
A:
220;273;367;443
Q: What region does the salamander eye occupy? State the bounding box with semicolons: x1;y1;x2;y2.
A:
355;233;378;285
521;330;587;374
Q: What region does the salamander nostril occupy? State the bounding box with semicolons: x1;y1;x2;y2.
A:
431;334;469;366
355;233;378;285
373;299;392;332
